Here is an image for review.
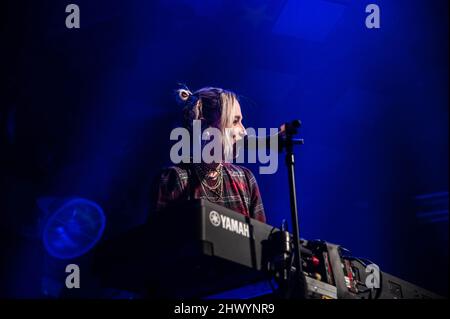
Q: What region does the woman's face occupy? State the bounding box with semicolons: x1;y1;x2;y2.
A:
227;101;246;144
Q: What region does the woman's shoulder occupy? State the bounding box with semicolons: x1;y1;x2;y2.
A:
159;164;191;184
161;164;189;175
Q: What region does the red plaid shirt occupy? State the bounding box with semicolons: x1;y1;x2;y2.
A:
156;163;266;223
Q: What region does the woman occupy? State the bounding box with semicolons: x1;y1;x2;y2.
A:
155;86;266;223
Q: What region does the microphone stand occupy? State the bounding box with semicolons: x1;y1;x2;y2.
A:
279;120;307;299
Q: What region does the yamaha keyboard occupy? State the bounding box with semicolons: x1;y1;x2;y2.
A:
93;199;443;299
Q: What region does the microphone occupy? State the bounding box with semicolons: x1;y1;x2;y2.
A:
241;120;304;153
280;119;301;135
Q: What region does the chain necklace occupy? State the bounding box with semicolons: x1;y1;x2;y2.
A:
193;163;224;202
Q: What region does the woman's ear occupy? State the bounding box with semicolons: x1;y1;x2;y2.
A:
191;100;202;121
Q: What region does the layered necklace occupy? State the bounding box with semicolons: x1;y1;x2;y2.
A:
193;163;224;202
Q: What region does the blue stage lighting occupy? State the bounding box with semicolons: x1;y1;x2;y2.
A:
41;198;106;260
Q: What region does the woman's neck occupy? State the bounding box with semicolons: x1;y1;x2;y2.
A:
193;162;223;178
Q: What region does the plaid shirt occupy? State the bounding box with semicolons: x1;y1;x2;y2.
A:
156;163;266;223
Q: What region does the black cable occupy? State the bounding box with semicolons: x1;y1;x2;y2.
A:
345;256;368;267
352;256;383;299
345;256;383;299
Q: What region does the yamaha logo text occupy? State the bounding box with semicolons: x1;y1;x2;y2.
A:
209;210;250;238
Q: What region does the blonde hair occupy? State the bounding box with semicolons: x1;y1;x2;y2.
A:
175;86;240;161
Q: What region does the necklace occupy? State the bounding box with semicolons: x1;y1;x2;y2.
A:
193;163;224;201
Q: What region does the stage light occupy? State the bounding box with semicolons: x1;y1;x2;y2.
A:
39;197;106;260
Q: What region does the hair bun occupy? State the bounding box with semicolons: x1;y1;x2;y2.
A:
175;88;193;106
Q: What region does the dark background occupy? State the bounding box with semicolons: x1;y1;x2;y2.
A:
1;0;448;298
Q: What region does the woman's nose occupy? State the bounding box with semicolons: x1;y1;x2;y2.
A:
238;125;247;138
239;124;247;137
